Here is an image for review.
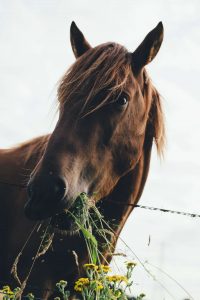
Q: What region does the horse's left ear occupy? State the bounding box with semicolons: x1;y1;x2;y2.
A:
70;21;92;58
132;22;164;73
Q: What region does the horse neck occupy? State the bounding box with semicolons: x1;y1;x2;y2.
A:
98;136;153;236
0;135;50;185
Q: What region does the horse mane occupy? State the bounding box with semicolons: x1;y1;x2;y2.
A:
152;88;165;156
144;74;165;156
57;42;133;117
12;135;49;164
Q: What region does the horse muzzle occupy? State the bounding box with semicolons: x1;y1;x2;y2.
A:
24;174;68;221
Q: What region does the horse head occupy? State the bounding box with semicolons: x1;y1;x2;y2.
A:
24;22;165;233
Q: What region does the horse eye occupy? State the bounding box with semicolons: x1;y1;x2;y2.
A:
116;96;128;106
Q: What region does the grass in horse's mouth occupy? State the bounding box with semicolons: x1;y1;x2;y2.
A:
50;193;94;234
49;193;114;263
34;192;115;282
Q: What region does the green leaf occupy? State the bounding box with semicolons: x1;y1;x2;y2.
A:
78;224;98;247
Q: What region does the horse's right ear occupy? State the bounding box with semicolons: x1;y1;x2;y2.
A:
70;21;92;58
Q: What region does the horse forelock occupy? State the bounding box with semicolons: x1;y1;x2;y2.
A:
57;43;133;117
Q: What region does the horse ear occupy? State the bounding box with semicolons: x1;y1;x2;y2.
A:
70;21;92;58
132;22;164;73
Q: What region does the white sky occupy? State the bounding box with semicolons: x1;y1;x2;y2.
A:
0;1;199;299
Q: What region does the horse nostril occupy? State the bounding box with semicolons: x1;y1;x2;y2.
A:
53;177;67;200
26;175;67;205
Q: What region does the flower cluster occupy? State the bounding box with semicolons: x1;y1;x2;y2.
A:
1;260;145;300
74;278;90;292
72;262;141;300
74;264;112;295
84;263;111;273
125;261;137;280
98;264;111;273
0;286;14;299
0;286;22;300
106;275;128;283
56;280;70;300
84;264;98;271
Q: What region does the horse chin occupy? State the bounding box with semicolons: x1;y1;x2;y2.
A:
50;211;80;236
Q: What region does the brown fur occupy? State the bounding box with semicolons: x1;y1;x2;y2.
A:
0;23;164;299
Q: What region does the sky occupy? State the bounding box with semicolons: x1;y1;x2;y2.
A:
0;0;200;299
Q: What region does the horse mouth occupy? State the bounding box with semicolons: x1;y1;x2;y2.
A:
50;211;80;234
25;193;91;235
50;193;90;234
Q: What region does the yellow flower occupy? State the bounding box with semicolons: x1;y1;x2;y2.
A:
83;263;98;271
106;276;112;282
98;265;111;273
74;277;90;292
106;275;128;283
2;285;14;297
126;261;137;268
90;280;104;291
74;285;83;292
96;284;103;291
75;278;90;285
2;286;12;293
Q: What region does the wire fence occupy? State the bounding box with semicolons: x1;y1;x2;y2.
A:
135;204;200;219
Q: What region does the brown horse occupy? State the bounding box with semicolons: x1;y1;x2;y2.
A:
0;22;165;299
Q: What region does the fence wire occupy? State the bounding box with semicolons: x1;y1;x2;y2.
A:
135;204;200;219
